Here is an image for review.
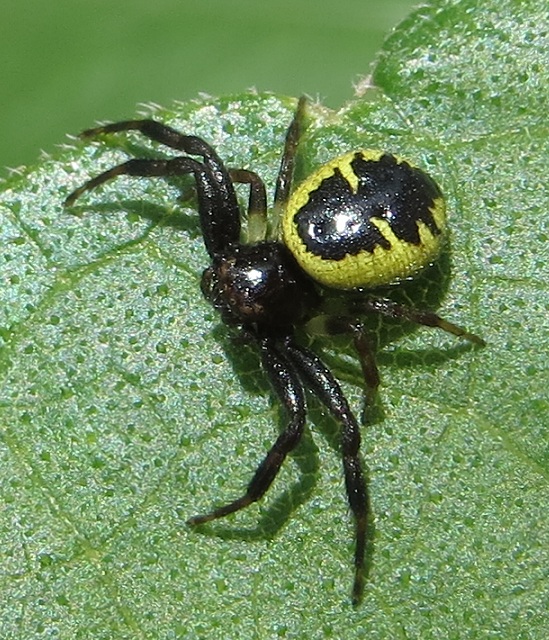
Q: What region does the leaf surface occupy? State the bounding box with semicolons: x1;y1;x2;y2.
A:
1;1;548;637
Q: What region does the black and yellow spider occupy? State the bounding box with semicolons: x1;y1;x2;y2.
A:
65;97;484;605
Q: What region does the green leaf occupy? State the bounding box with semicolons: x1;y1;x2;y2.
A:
1;0;548;637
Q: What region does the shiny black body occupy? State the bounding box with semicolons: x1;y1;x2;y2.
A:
202;241;319;330
294;153;443;259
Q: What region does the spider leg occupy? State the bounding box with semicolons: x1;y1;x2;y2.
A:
306;315;381;401
361;298;486;346
273;96;307;213
68;119;242;256
284;336;369;606
229;169;268;242
65;153;240;257
64;157;202;206
79;119;236;198
187;335;306;524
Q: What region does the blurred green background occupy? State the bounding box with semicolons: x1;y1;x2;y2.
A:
1;0;415;174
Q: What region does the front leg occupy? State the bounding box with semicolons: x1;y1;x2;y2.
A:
64;157;203;207
66;118;243;256
187;335;307;525
78;118;237;211
284;336;369;606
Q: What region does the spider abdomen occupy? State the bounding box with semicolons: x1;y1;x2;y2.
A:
283;150;446;290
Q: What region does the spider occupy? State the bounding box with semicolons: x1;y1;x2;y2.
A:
65;96;485;605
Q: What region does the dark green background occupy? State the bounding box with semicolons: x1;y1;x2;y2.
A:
2;0;415;173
